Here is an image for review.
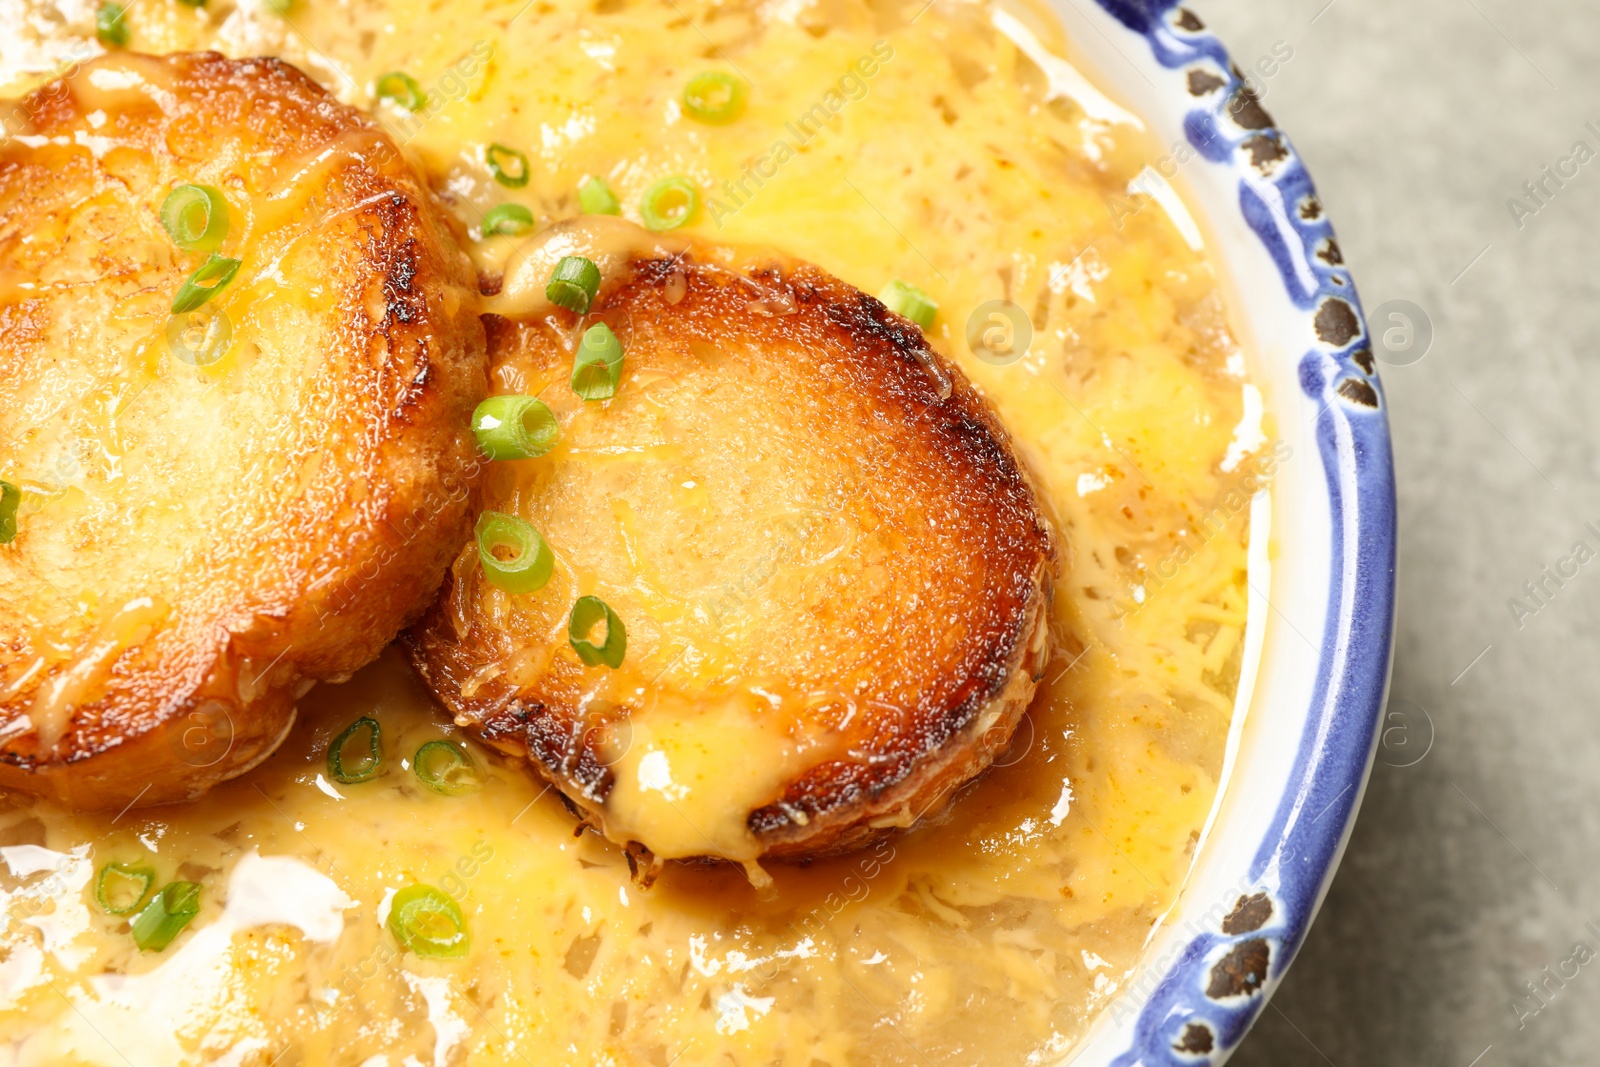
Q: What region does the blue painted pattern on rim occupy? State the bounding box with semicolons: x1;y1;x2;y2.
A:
1085;1;1397;1064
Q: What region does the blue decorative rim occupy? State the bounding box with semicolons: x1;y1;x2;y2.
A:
1084;2;1398;1064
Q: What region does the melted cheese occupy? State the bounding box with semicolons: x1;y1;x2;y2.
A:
0;0;1265;1063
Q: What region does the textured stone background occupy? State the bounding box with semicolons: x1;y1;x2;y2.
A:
1192;1;1600;1064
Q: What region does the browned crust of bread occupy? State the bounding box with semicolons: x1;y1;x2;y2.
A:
408;235;1056;861
0;53;486;808
747;578;1053;859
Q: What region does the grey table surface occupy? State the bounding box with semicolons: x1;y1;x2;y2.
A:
1189;1;1600;1065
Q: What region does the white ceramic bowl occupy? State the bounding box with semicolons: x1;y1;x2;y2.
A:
1044;3;1397;1063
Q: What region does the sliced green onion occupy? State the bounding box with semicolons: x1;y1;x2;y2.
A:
0;481;18;545
682;72;746;124
578;176;621;216
130;881;200;951
639;177;699;232
165;308;232;367
171;254;241;314
486;143;530;188
472;395;558;460
413;740;481;796
327;716;382;784
568;596;626;669
96;862;155;916
474;510;554;594
159;184;229;252
388;884;469;958
571;322;624;401
375;71;426;112
545;255;601;314
482;203;534;236
175;0;206;7
877;280;938;330
95;2;129;47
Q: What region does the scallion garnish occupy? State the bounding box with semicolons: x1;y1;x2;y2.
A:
388;884;469;958
545;255;601;314
171;254;241;314
571;322;623;401
175;0;206;7
165;308;232;367
0;481;19;545
96;861;155;916
877;279;938;330
375;71;426;112
95;1;129;47
159;184;229;252
486;143;530;188
327;716;383;784
472;395;559;461
482;203;534;236
130;880;200;951
568;596;626;669
413;740;481;796
639;176;699;232
474;511;554;594
578;176;621;216
682;72;746;124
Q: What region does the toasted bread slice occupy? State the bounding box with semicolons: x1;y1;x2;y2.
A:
408;218;1055;866
0;53;486;808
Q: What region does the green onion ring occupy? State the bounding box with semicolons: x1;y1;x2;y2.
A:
578;176;621;216
95;2;129;47
877;279;938;330
571;322;624;401
413;740;482;796
375;71;426;112
545;255;601;314
327;716;383;784
96;861;155;916
171;254;241;314
159;184;229;252
472;395;559;461
0;481;19;545
639;176;699;232
131;881;201;951
682;72;747;124
486;143;530;188
568;596;627;669
482;203;534;236
388;883;469;958
474;511;554;594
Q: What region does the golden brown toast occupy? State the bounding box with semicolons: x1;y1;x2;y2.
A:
408;219;1055;867
0;53;486;808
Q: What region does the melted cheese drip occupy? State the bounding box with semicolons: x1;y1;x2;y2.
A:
0;0;1266;1063
490;215;689;320
29;597;168;749
604;692;804;873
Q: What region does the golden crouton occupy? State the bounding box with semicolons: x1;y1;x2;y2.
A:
409;219;1055;865
0;53;486;808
